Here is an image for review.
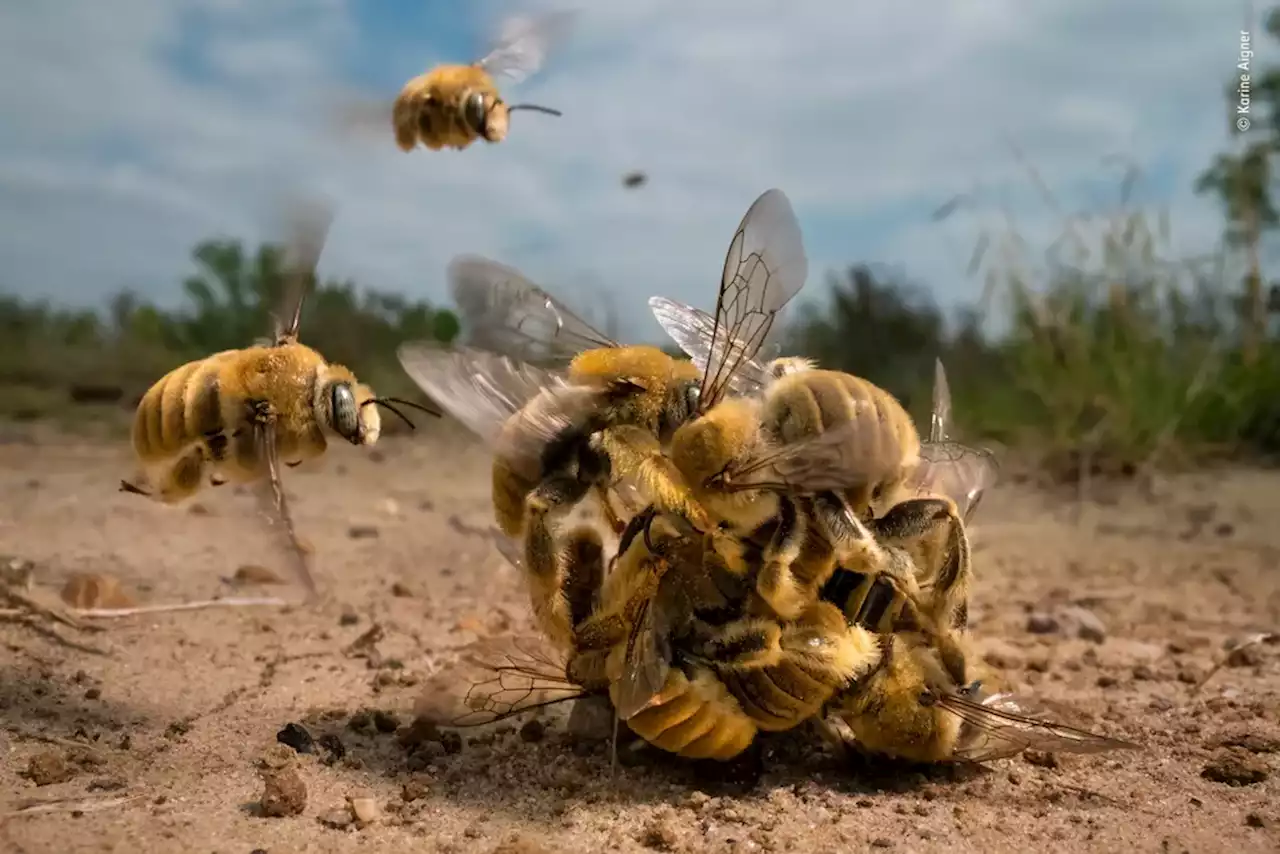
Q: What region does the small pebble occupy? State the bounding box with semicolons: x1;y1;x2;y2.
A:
1026;613;1059;634
348;525;380;540
348;795;381;826
519;720;546;743
277;723;315;754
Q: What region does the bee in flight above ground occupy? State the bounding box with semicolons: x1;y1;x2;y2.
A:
381;10;575;152
397;188;811;649
120;200;439;599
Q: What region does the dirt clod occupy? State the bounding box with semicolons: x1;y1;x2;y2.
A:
60;572;135;609
347;525;380;540
317;733;346;764
519;719;546;743
372;709;400;734
1026;613;1059;634
259;766;307;817
24;750;76;786
234;564;284;585
401;777;430;802
1201;749;1270;786
639;815;681;850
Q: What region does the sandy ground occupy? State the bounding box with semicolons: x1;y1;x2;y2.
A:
1;422;1278;854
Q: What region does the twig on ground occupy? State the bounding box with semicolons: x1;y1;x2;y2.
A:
1192;632;1276;694
1;793;143;818
72;597;289;619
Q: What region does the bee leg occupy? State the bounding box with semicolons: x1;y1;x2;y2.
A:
593;482;627;535
524;475;594;649
754;495;815;621
563;525;606;636
873;498;971;630
686;618;783;672
595;426;710;531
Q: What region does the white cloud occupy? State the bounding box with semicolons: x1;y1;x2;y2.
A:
0;0;1249;345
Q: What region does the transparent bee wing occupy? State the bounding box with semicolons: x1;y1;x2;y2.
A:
613;598;671;721
942;691;1141;763
492;530;525;570
476;10;577;84
417;636;591;728
697;189;809;409
719;403;902;495
648;296;773;398
448;255;618;367
909;443;999;523
908;359;999;522
271;196;334;346
929;358;952;444
397;341;574;441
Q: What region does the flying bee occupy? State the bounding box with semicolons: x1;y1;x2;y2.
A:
119;200;439;597
386;10;574;152
398;188;811;648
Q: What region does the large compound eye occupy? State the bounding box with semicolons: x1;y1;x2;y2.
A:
683;384;701;416
331;383;358;441
463;91;487;133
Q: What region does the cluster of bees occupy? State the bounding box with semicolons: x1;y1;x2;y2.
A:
115;11;1140;770
400;189;1138;767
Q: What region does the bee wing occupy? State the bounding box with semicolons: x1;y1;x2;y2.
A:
941;691;1141;763
648;296;775;398
697;189;808;409
418;636;591;728
271;196;334;346
929;358;952;443
448;255;617;367
613;598;672;721
396;341;578;442
908;442;999;523
722;403;902;495
475;10;577;84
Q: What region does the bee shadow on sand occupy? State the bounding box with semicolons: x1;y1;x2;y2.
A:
278;697;989;822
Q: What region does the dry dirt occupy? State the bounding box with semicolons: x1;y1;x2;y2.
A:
1;423;1279;854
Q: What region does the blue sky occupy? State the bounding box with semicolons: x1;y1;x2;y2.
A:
0;0;1258;343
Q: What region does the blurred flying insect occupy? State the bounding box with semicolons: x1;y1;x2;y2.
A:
389;10;575;152
120;201;439;598
398;188;811;649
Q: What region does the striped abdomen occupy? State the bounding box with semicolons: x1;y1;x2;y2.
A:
615;667;758;761
131;350;240;464
759;370;921;513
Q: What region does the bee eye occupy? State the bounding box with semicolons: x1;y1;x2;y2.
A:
330;383;358;440
463;91;487;132
684;384;700;414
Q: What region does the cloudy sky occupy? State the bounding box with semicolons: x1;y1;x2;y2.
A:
0;0;1255;342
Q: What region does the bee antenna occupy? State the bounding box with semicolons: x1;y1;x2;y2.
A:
506;103;563;117
361;397;441;429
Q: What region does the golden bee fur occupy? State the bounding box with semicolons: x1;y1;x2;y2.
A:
129;343;381;504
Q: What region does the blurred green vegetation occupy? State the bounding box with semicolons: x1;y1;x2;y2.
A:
0;237;458;430
4;12;1280;475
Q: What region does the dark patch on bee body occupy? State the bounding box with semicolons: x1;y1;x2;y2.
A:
192;370;222;438
856;577;899;631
